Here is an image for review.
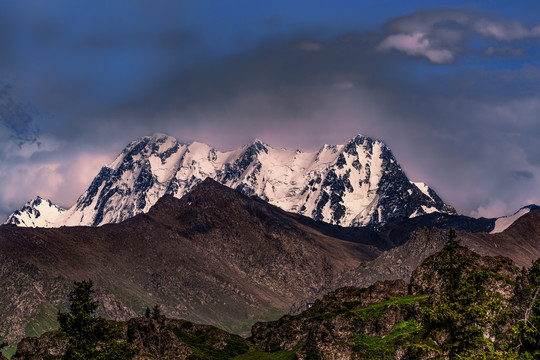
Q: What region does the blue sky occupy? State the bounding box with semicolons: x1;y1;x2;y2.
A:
1;0;540;220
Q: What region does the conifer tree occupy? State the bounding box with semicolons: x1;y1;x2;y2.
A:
506;258;540;358
418;229;504;358
58;280;135;360
152;304;161;320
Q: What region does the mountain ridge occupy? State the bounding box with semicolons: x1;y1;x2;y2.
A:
0;179;385;349
5;133;456;228
4;196;66;227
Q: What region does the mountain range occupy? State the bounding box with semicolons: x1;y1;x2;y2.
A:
5;133;456;228
3;133;540;358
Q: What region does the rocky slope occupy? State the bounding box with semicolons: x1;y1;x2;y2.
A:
7;133;455;227
289;208;540;314
11;241;539;359
249;244;531;359
11;316;247;360
0;179;391;354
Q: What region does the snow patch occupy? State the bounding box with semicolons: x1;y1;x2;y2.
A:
490;207;531;234
412;182;433;200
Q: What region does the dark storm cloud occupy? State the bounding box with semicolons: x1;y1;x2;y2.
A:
512;171;534;180
0;85;40;146
1;5;540;220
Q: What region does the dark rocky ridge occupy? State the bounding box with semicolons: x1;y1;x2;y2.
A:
0;179;386;352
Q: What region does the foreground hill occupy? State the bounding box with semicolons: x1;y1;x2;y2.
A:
10;238;540;359
0;179;387;353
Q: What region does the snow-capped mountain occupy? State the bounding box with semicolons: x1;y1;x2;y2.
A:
4;196;66;227
490;205;540;234
56;133;455;227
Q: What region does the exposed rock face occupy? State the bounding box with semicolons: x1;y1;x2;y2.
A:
11;331;67;360
126;318;192;359
250;279;413;359
410;246;521;298
41;133;454;227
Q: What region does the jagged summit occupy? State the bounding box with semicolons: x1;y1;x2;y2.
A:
4;196;66;228
8;134;456;228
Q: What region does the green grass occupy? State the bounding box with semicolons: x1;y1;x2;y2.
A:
24;303;59;338
173;321;305;360
351;318;420;359
0;302;60;359
1;343;17;359
352;295;427;321
173;325;251;360
332;295;428;359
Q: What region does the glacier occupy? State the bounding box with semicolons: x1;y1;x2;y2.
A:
6;133;457;228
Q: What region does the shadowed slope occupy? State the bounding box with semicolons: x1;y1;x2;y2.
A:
0;179;381;348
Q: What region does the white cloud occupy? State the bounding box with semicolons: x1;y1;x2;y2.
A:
377;32;454;64
470;200;511;218
0;142;113;220
377;9;540;64
473;19;540;41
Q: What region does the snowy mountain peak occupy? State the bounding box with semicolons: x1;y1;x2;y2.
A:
250;138;267;146
4;196;66;227
10;133;456;228
51;133;455;228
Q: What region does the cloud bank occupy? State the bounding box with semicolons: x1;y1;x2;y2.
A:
1;5;540;221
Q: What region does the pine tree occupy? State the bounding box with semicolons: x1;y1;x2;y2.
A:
145;307;151;318
152;304;161;320
418;229;505;358
58;280;135;360
506;258;540;358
